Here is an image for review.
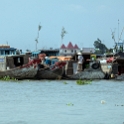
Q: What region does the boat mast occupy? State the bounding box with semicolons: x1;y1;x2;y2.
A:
118;19;119;43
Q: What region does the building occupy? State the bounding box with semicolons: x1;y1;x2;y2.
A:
82;48;95;54
59;42;80;56
0;45;30;71
0;45;17;56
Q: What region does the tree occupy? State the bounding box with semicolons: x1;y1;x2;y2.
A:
94;38;108;54
106;48;114;54
61;27;67;45
35;23;42;50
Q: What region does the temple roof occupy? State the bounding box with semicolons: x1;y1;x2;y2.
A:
60;42;79;49
74;44;79;49
60;44;66;49
67;42;74;49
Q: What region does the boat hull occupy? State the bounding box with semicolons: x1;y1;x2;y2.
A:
0;64;38;80
35;67;64;79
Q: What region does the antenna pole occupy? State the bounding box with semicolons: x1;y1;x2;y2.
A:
118;19;119;43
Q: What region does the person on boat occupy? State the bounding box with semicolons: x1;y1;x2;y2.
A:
44;56;51;66
76;52;84;73
38;53;46;64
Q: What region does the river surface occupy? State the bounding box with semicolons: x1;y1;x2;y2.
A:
0;80;124;124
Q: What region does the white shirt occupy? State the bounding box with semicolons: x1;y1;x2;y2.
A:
78;55;84;64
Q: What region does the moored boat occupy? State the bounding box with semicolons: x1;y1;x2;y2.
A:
69;61;106;80
35;61;66;79
0;63;38;80
0;54;41;80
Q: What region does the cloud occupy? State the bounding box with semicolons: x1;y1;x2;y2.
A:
97;5;108;12
96;4;113;16
68;4;86;13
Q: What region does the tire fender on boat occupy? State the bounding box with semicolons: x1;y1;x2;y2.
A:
91;62;100;69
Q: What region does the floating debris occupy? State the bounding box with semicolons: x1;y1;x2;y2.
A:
76;79;92;85
66;103;74;106
115;104;124;106
63;81;68;84
101;100;106;104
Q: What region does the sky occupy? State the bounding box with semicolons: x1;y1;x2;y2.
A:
0;0;124;52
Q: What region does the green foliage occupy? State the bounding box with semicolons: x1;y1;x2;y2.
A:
106;48;113;54
0;76;18;81
94;38;108;54
66;103;74;106
63;81;68;84
61;27;67;40
76;79;92;85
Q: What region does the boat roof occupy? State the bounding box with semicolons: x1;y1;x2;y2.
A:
32;51;41;55
0;48;16;51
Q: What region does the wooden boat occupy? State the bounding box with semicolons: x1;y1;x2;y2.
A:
0;54;41;80
68;61;106;80
35;67;64;79
0;63;38;80
35;61;66;79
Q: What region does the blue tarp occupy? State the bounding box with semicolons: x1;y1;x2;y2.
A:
45;59;51;65
51;58;58;65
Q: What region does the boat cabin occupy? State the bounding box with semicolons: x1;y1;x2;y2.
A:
0;54;30;71
0;45;16;56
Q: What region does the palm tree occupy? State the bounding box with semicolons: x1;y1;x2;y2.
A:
61;27;67;45
35;23;42;50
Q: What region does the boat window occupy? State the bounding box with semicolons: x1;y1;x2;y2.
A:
14;57;24;67
5;51;9;55
1;51;4;55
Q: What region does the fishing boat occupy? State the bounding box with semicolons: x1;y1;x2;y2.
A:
0;54;41;80
0;63;38;80
35;61;66;79
69;61;106;80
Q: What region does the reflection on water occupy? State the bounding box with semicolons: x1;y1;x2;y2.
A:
0;80;124;124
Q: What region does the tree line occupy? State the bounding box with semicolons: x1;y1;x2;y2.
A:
93;38;123;54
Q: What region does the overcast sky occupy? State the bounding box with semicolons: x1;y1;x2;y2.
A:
0;0;124;51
